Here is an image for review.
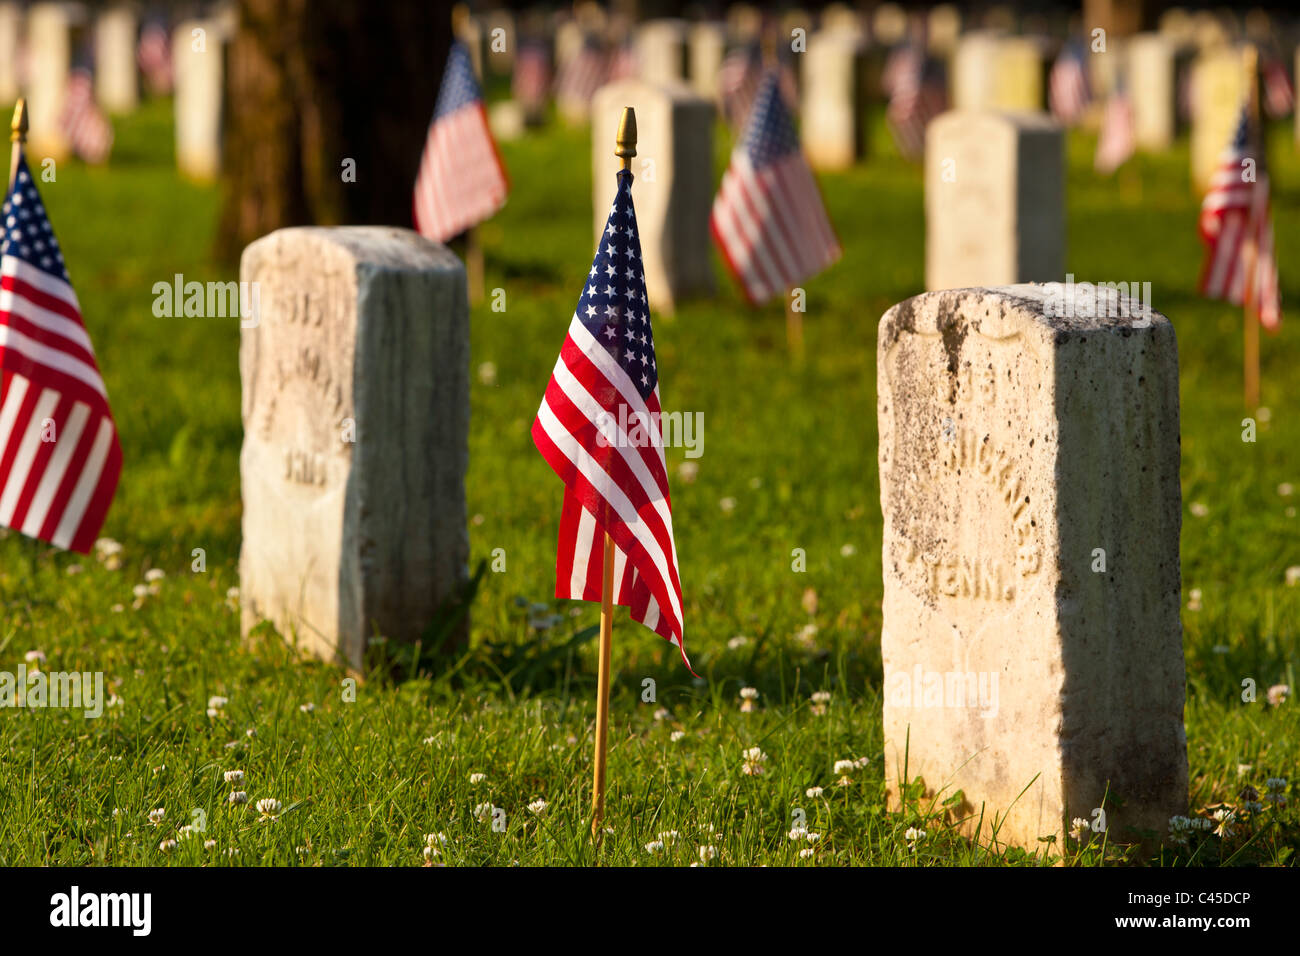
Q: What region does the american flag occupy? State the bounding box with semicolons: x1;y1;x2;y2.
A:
0;156;122;553
136;21;173;95
1199;105;1281;331
1094;77;1135;174
531;168;689;670
885;45;946;162
413;42;509;243
59;69;114;165
512;40;552;114
711;71;841;305
607;41;639;82
1262;57;1294;119
554;36;608;112
1049;40;1090;126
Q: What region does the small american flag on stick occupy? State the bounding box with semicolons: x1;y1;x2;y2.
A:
884;44;946;162
1199;104;1280;331
711;70;841;305
0;151;122;553
59;69;114;165
1094;76;1135;174
530;164;689;672
1262;57;1294;119
1049;40;1090;127
137;21;173;95
413;42;509;243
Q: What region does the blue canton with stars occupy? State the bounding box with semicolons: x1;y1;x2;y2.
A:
742;71;800;167
434;42;484;119
1;156;69;283
578;169;657;400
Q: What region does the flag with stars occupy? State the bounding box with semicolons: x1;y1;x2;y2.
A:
413;41;509;243
531;169;690;672
711;70;841;305
1199;103;1281;331
0;156;122;553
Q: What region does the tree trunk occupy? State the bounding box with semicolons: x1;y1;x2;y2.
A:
216;0;453;261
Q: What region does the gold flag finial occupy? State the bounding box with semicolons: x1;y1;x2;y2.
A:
11;98;27;144
615;106;636;170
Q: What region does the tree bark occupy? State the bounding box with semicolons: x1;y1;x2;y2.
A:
216;0;453;261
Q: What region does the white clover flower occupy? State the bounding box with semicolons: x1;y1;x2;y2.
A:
653;707;669;721
1212;808;1235;838
145;569;165;583
207;695;228;710
299;702;315;713
148;808;165;825
225;586;240;611
256;798;281;819
799;847;816;859
904;826;927;848
840;543;857;557
66;564;82;575
1187;588;1203;612
676;461;699;484
423;736;436;745
1069;817;1090;841
110;604;124;613
805;786;824;799
698;845;716;862
727;635;750;650
741;747;767;775
1189;502;1209;517
203;839;217;851
424;832;447;847
423;845;439;861
805;832;821;844
718;497;736;513
811;691;831;704
177;825;196;841
223;769;244;785
245;728;257;738
833;759;856;775
24;649;45;666
528;799;548;814
853;756;871;769
228;791;249;805
657;830;679;844
795;623;818;647
1266;684;1289;707
739;687;759;700
788;826;807;841
474;803;493;822
645;840;665;854
669;730;686;742
158;839;177;853
469;772;487;785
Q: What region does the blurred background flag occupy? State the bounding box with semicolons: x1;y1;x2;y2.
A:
511;39;552;116
710;70;841;305
1049;38;1091;127
1198;105;1280;332
554;35;609;112
413;41;509;243
1261;56;1294;119
136;19;174;96
1094;72;1135;175
885;43;946;162
59;69;114;164
0;155;121;553
530;168;689;671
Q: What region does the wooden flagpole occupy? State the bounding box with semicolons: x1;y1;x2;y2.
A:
9;98;26;189
591;106;637;842
466;226;484;305
1240;45;1261;410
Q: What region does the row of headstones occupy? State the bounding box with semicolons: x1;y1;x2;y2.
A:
0;1;228;180
235;218;1184;853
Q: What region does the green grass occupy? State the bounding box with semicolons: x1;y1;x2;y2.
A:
0;96;1295;866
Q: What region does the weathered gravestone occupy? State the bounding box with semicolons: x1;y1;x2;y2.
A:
26;2;72;159
1128;33;1175;150
877;284;1187;850
173;18;226;181
239;227;469;671
687;22;724;100
1190;48;1245;194
0;2;20;103
635;19;687;86
801;31;864;171
95;4;139;113
591;79;714;312
953;32;1043;112
925;111;1063;292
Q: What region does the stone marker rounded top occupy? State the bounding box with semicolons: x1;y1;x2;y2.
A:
880;283;1172;353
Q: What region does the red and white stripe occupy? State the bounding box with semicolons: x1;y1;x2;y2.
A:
711;152;841;306
1199;151;1281;331
59;71;114;165
413;101;509;243
531;318;688;667
1094;89;1135;174
0;253;121;553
